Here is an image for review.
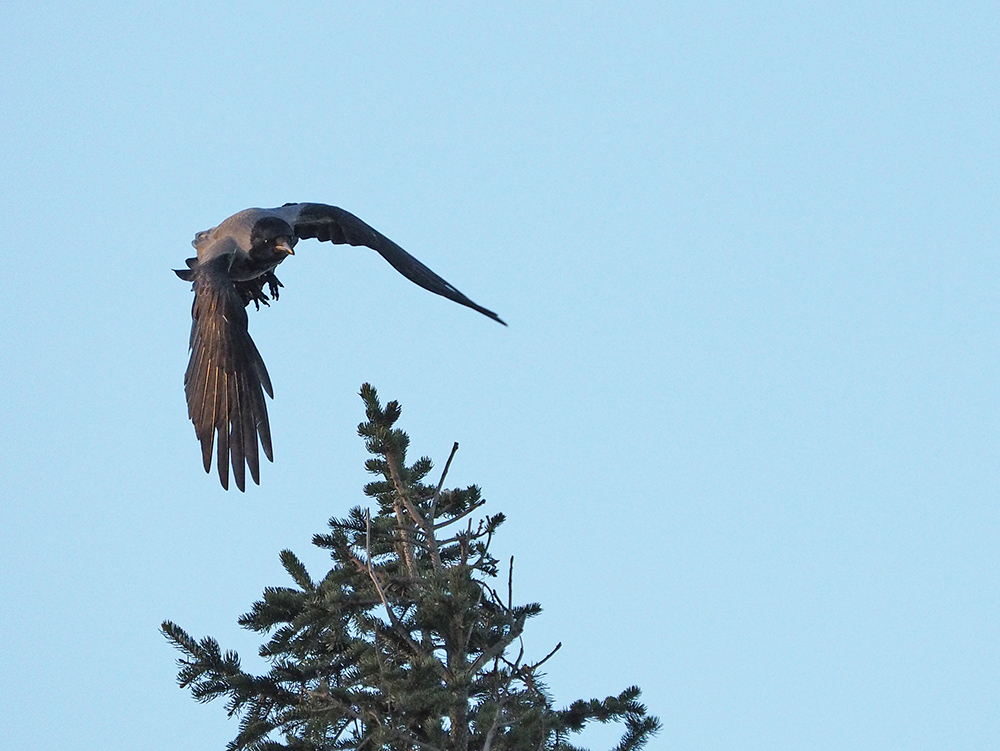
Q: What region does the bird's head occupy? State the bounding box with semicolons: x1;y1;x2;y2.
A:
250;217;298;258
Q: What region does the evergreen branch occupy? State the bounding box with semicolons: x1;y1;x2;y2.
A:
383;440;443;572
383;454;419;574
460;519;473;566
468;612;527;675
365;510;452;685
611;713;662;751
374;721;449;751
280;550;315;593
301;694;448;751
384;446;426;530
472;523;498;570
481;699;517;751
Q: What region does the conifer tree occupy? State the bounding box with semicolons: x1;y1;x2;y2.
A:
162;384;660;751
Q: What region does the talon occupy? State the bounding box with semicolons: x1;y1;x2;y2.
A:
265;273;283;301
235;274;281;310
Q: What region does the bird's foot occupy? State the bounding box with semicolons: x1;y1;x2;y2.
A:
264;272;283;301
237;279;271;310
236;272;284;310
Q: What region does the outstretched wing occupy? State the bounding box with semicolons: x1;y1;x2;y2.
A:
184;254;274;491
281;203;506;325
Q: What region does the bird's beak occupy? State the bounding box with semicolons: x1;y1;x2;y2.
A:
276;238;295;255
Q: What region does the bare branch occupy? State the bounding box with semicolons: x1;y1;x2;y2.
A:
527;642;562;673
508;556;514;610
429;441;459;522
435;523;494;547
432;498;487;530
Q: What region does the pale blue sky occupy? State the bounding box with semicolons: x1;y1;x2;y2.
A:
1;3;997;749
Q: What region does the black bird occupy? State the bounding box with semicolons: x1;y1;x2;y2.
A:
175;203;505;491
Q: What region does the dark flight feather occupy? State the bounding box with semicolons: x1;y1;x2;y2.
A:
185;255;273;491
289;204;506;325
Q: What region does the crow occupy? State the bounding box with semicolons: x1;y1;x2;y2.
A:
175;203;505;491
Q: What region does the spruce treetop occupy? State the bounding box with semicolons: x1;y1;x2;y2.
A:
163;384;660;751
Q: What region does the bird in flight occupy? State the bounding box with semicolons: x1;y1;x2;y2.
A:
175;203;505;491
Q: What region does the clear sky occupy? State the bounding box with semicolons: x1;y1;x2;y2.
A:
1;2;997;749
